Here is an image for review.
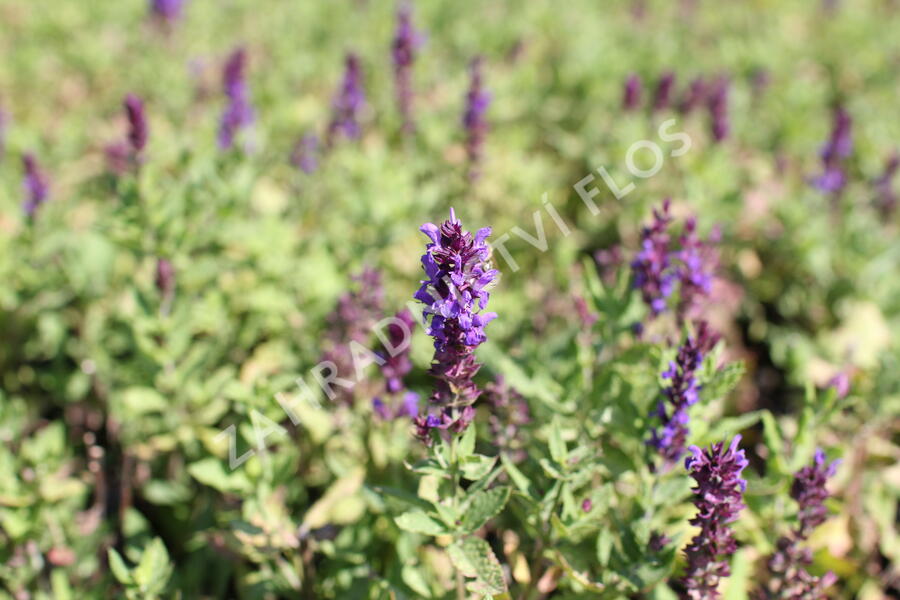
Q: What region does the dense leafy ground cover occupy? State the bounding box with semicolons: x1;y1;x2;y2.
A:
1;0;899;598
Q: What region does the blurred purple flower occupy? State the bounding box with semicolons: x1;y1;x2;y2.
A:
124;94;148;154
327;53;365;145
682;436;748;600
674;217;718;322
648;332;704;463
412;209;498;442
150;0;184;24
22;153;49;219
373;392;420;421
107;94;148;174
792;449;840;539
573;294;597;328
321;267;385;404
827;371;850;399
218;47;255;151
594;245;623;285
756;450;839;599
485;375;530;462
379;309;417;393
156;258;175;298
392;3;423;134
623;73;643;111
463;56;491;178
707;77;730;142
679;76;707;114
290;133;319;174
653;71;676;112
631;199;675;316
874;151;899;216
811;106;852;193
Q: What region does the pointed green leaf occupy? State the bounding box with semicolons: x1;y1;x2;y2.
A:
107;548;133;585
447;536;508;596
462;486;511;533
395;510;449;536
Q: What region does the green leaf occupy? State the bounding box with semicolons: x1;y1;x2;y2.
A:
447;536;508;596
460;454;497;481
722;547;752;600
395;510;449;536
761;411;788;476
462;487;511;533
500;453;538;501
302;467;365;530
548;418;568;466
187;458;251;494
596;527;614;566
133;538;172;595
108;548;133;585
458;425;476;459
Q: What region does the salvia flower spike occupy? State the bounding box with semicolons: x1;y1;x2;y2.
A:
150;0;185;24
631;199;675;316
22;153;49;219
674;216;717;322
811;106;852;193
392;2;423;134
874;151;898;216
623;73;643;111
290;133;319;174
124;94;148;155
412;208;498;442
707;76;730;142
327;53;365;145
648;332;704;463
756;450;839;599
218;47;255;151
462;56;491;179
653;71;676;112
682;436;749;600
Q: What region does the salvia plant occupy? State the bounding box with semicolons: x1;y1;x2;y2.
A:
2;2;899;600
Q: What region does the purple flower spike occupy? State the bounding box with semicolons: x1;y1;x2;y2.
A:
463;57;491;179
150;0;184;24
648;333;705;463
811;106;852;193
679;76;707;114
379;309;417;394
756;450;839;599
682;436;748;600
413;209;498;443
675;217;717;322
327;53;366;145
631;199;675;316
653;71;676;112
290;133;319;174
485;375;530;462
623;73;643;111
218;47;255;151
22;153;49;219
392;3;423;134
792;449;840;539
874;151;899;216
319;267;385;405
124;94;148;155
707;77;730;142
155;258;175;298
